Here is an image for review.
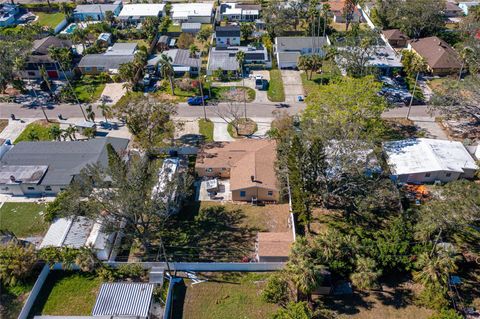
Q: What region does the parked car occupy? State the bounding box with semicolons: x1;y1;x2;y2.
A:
187;96;209;106
255;78;268;90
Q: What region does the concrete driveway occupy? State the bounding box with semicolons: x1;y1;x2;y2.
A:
98;83;127;105
211;117;234;142
281;70;304;103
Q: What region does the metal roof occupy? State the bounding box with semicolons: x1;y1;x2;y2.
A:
92;282;154;318
78;54;135;70
118;4;165;18
39;218;73;248
0;165;48;184
73;3;121;14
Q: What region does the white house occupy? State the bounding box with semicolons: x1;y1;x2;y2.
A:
217;2;260;22
383;138;478;184
73;1;122;21
274;36;330;69
458;1;480;15
171;2;213;24
40;217;116;261
118;3;166;22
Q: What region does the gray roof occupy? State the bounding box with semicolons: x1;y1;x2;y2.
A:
148;49;200;68
0;165;48;184
32;36;72;55
181;22;201;30
74;3;120;15
275;36;329;51
105;42;138;55
92;282;154;317
62;217;94;248
78;54;134;70
277;51;301;64
0;137;129;186
216;25;241;37
208;46;268;71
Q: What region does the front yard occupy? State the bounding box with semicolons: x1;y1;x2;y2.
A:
30;271;102;316
14;120;59;143
35;12;65;29
210;86;255;103
267;70;285;102
198;119;213;142
300;60;342;95
172;273;279;319
72;76;106;103
0;202;49;238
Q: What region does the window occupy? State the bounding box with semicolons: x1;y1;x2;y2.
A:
240;191;246;197
45;186;52;191
206;168;213;173
425;172;431;177
27;187;35;190
85;67;92;71
268;191;273;196
446;173;451;177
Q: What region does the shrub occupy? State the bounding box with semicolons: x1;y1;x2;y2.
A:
415;285;450;311
262;273;289;305
116;264;147;281
428;309;463;319
0;243;37;287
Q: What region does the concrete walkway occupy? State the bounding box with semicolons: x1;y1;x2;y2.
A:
211;117;234;142
411;117;448;140
97;82;127;106
0;119;33;141
250;117;272;138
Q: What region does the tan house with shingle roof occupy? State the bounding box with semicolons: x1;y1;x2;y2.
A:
195;140;279;202
382;29;409;48
408;36;462;75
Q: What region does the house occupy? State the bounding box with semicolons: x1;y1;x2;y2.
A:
215;25;241;47
382;29;409;48
326;0;363;23
256;231;294;262
444;2;464;18
97;32;112;46
78;42;138;75
20;36;73;80
207;45;271;75
195;140;279;202
157;35;170;52
181;22;202;34
274;36;330;69
40;216;116;260
408;36;462;75
148;49;200;75
92;283;154;318
0;137;129;196
73;1;122;21
458;1;480;15
217;2;260;22
383;138;478;184
0;3;19;27
171;3;214;24
118;3;166;23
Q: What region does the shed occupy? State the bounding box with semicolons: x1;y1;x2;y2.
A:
181;22;201;33
92;282;155;318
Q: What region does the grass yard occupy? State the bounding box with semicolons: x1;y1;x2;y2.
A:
72;77;106;103
35;12;65;29
167;24;181;33
198;119;213;142
267;70;285;102
173;273;279;319
301;60;342;95
211;86;256;102
0;202;49;238
1;274;38;319
0;119;8;133
118;38;149;49
30;271;102;317
14;120;59;143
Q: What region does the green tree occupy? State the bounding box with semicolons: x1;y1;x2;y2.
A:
189;44;199;58
350;256;382;290
142;16;160;41
98;102;112;123
428;309;463;319
0;243;37;287
157;53;175;95
49;125;62;141
272;301;313;319
262;273;290;305
240;22;255;41
196;26;212;43
414;251;458;289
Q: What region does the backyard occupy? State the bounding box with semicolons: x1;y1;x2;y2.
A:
0;202;49;238
35;12;65;29
30;271;102;317
14;120;59;143
267;70;285;102
172;273;279;319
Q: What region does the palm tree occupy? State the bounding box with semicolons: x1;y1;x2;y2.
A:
49;125;62;141
414;251;458;289
85;104;96;122
27;130;40;141
60;2;73;20
322;3;331;37
63;125;78;141
98;102;112;123
189;44;199;58
350;257;381;290
118;62;137;89
156;54;175;95
406;55;428;119
39;65;54;97
72;28;88;52
456;46;474;84
235;51;247;118
48;47;62;80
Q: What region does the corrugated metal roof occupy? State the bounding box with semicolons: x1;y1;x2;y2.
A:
63;216;95;248
39;218;73;248
92;282;154;317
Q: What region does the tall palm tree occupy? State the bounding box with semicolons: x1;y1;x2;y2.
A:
235;50;247;119
48;47;62;80
414;251;458;289
322;3;331;37
406;55;428;119
49;125;62;141
98;102;112;123
156;54;175;95
85;104;96;122
63;125;78;141
72;28;88;52
189;44;199;58
456;46;474;84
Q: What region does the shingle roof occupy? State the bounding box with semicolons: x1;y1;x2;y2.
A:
382;29;409;41
92;283;154;317
275;36;329;51
409;36;462;70
32;36;72;55
0;137;129;186
78;54;135;69
196;140;278;191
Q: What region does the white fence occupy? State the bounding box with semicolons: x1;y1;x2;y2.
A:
108;261;285;272
17;265;50;319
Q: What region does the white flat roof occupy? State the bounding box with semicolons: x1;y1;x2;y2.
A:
40;218;73;248
171;3;213;18
118;4;166;18
383;138;478;176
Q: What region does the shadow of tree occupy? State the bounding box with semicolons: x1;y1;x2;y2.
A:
160;204;257;262
321;291;375;315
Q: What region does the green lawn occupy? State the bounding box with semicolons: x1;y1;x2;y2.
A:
167;24;181;32
35;12;65;29
31;271;102;316
198;119;214;142
300;60;342;95
173;273;279;319
72;77;106;103
267;70;285;102
1;277;37;319
0;202;49;237
14;120;59;143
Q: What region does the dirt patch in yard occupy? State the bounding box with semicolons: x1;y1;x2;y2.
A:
0;119;8;134
228;118;257;138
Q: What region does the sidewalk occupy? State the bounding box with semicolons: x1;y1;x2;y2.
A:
211;117;234;142
0;119;33;141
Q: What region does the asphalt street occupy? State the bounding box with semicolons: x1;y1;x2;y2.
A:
0;101;434;120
